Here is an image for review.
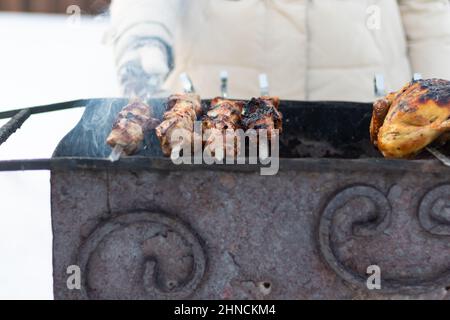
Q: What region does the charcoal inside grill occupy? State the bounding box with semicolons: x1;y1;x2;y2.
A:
53;98;381;159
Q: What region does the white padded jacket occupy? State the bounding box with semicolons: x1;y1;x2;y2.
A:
110;0;450;101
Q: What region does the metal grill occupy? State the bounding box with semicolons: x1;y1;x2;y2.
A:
1;98;449;300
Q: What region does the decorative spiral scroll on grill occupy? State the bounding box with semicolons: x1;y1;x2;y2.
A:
318;185;450;294
78;212;206;300
419;185;450;236
319;185;391;290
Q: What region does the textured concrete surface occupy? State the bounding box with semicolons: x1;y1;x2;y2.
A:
51;166;450;300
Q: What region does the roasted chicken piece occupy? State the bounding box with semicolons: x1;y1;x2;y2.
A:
156;93;202;156
202;98;245;158
370;79;450;158
242;96;283;136
106;100;160;155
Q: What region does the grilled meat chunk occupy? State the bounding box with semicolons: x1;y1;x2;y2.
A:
203;98;244;131
243;96;283;136
202;98;245;158
106;100;160;155
370;79;450;158
156;93;203;156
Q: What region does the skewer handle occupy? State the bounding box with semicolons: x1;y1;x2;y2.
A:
179;73;195;93
259;74;269;96
374;74;386;97
413;73;422;81
220;71;228;98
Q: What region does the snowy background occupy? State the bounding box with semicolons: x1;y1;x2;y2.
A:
0;12;119;299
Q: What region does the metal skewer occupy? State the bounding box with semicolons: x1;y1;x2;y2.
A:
258;73;270;161
412;73;422;81
215;146;225;163
374;74;386;98
169;73;197;162
170;143;183;163
220;71;228;98
426;147;450;167
180;72;195;94
259;73;269;97
108;145;124;162
107;97;146;162
210;71;230;162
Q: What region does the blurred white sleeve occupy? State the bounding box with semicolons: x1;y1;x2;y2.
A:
398;0;450;79
110;0;182;67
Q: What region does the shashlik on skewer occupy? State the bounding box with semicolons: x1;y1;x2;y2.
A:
201;96;283;160
242;96;282;159
202;97;245;159
106;87;284;161
106;100;160;160
203;98;244;131
242;96;283;136
155;93;203;157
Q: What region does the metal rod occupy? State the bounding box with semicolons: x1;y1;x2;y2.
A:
0;109;32;145
179;73;195;93
0;98;119;150
0;157;449;173
220;71;228;98
427;147;450;167
374;74;386;97
0;98;91;120
259;74;269;96
413;73;422;81
108;145;124;162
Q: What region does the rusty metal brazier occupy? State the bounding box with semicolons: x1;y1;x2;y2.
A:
48;98;450;300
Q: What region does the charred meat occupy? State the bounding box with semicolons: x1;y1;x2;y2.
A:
202;97;245;157
203;97;244;131
243;96;283;136
106;100;160;155
155;93;203;156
